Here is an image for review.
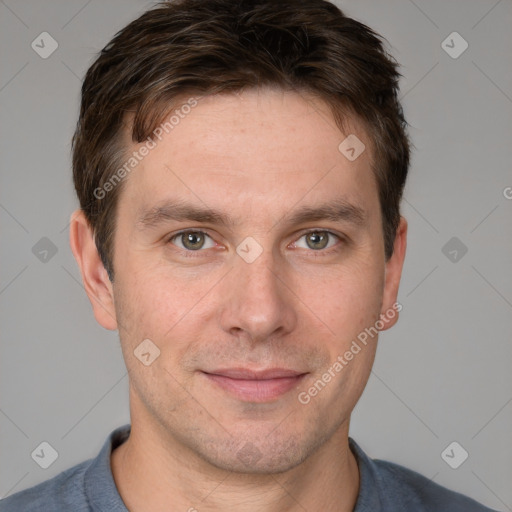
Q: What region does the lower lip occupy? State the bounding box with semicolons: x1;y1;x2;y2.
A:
203;373;307;402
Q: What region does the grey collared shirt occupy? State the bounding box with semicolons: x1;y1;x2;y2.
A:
0;424;498;511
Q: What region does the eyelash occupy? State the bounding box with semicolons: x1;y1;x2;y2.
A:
166;229;345;258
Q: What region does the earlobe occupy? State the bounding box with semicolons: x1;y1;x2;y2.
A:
379;216;407;332
68;209;118;331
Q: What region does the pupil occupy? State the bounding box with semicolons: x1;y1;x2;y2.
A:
185;232;202;249
309;232;327;249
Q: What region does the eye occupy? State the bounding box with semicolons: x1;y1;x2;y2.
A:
168;230;216;251
293;230;341;252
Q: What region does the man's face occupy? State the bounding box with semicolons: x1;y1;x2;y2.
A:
99;89;404;472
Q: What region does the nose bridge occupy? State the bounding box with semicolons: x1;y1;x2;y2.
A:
219;246;297;343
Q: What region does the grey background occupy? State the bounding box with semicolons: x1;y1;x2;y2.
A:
1;0;511;509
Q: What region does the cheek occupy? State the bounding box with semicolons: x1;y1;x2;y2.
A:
301;263;384;343
120;261;191;326
117;267;220;372
113;274;199;403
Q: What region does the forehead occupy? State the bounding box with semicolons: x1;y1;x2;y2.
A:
119;88;379;226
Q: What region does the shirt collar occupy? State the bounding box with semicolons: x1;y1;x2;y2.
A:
349;437;382;511
84;423;131;511
84;424;380;512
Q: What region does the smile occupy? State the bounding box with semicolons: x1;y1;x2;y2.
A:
201;368;308;402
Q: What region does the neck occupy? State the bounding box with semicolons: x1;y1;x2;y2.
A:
112;382;361;512
111;417;360;512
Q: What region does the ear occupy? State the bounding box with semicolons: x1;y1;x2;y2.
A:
69;209;118;331
379;216;407;331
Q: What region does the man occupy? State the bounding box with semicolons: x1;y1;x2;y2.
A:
0;0;498;510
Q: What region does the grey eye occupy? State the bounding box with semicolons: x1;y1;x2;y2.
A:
295;231;339;251
170;231;215;251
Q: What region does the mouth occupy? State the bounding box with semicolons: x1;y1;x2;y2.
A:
201;368;308;402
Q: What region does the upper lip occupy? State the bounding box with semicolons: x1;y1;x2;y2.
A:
203;368;307;380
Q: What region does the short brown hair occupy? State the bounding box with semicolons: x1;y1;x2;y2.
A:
72;0;410;282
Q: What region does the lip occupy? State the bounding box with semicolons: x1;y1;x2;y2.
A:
202;368;308;402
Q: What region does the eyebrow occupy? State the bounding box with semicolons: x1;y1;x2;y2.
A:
135;198;367;232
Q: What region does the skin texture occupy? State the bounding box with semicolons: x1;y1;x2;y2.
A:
69;88;407;512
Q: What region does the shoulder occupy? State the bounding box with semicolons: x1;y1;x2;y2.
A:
0;459;92;511
374;458;497;511
349;438;498;512
0;424;130;512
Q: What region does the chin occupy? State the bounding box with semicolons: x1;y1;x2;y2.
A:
195;432;319;475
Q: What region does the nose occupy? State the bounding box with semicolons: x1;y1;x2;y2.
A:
218;249;298;346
